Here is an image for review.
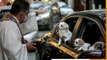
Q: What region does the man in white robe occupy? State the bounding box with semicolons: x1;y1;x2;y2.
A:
20;0;47;60
20;11;40;60
0;0;36;60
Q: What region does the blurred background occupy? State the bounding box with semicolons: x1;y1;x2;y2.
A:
0;0;106;37
0;0;105;10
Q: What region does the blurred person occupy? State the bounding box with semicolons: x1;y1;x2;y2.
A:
0;0;37;60
20;0;44;60
20;10;40;60
6;2;11;6
20;0;46;35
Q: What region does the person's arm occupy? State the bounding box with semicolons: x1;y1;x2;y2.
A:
23;12;38;34
22;12;39;42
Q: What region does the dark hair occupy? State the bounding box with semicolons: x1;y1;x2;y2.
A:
10;0;30;15
7;2;11;6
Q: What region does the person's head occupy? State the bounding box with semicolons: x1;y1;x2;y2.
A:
10;0;30;24
6;2;11;6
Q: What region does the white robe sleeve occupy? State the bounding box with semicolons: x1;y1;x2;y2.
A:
0;21;28;60
20;12;38;34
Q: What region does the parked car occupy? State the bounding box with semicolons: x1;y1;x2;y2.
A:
0;6;11;20
36;1;74;30
57;1;74;16
42;1;74;16
38;9;105;59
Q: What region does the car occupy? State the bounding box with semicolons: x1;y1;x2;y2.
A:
57;1;74;16
30;2;45;12
36;1;74;30
38;9;105;59
0;6;11;20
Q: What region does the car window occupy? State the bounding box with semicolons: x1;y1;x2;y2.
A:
76;17;105;45
51;16;80;44
64;17;79;33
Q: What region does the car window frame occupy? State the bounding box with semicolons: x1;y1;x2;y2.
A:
74;15;105;43
51;15;83;46
51;12;105;47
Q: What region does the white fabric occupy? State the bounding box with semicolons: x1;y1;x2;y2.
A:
20;11;38;34
20;11;39;60
23;31;38;42
0;21;28;60
0;11;39;60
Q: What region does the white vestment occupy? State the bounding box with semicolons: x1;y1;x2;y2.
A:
20;11;38;34
0;20;28;60
20;12;39;60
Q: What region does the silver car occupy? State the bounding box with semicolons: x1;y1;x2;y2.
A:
35;1;74;30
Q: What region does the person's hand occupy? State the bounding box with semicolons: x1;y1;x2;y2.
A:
37;38;42;42
26;42;36;52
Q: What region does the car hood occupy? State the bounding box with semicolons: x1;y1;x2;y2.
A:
60;8;74;15
36;12;50;21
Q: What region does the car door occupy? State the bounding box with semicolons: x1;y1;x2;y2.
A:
51;16;83;44
39;15;82;59
71;13;105;58
51;13;105;58
49;15;83;58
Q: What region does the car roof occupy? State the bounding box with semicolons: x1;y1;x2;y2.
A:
76;9;105;17
0;6;11;11
60;9;105;29
79;9;105;17
69;9;105;22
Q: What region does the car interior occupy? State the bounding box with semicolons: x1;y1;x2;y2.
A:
79;18;103;45
52;16;104;47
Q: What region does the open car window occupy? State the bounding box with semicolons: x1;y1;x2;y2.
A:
75;16;105;51
51;16;80;44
